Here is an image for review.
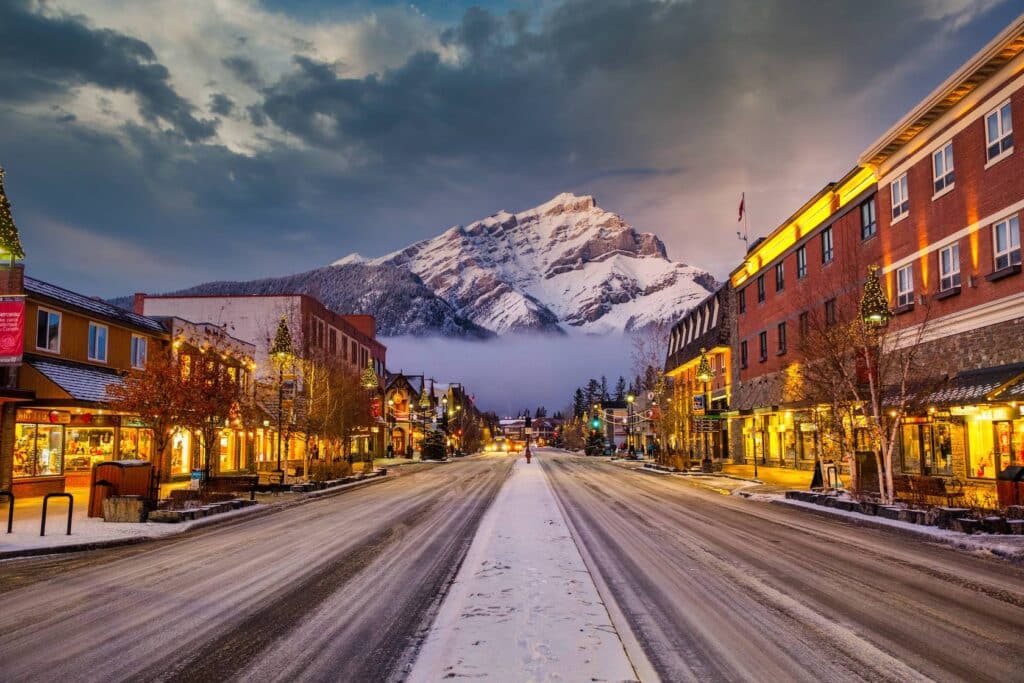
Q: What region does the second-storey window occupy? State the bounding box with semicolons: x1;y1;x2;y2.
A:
131;335;148;369
993;215;1021;271
88;322;108;362
824;298;837;326
860;199;877;239
891;173;909;220
821;226;834;264
798;311;809;338
758;331;768;362
932;142;955;194
740;341;748;369
737;287;746;313
777;322;787;354
796;245;807;279
36;308;61;352
939;243;961;291
757;274;766;302
896;264;914;307
775;262;784;292
985;101;1013;162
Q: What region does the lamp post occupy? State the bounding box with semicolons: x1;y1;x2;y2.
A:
270;316;293;486
387;397;395;458
626;393;635;455
696;348;714;473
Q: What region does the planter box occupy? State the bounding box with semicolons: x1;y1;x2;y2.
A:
953;518;980;534
102;496;148;523
858;502;879;516
878;506;902;520
834;500;858;512
1005;506;1024;520
1008;520;1024;535
933;507;972;530
982;516;1009;534
148;510;182;523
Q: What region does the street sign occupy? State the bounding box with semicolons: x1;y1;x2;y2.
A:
693;417;720;432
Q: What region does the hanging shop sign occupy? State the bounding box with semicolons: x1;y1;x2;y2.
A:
692;394;706;415
0;297;25;365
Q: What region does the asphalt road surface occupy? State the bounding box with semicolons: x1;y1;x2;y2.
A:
0;456;512;683
541;451;1024;683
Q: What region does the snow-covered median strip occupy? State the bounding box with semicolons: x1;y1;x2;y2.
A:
409;457;639;682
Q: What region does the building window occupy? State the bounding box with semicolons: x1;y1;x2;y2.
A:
896;264;914;308
87;322;108;362
985;101;1013;162
860;199;877;239
131;335;148;369
993;215;1021;271
738;288;746;313
796;245;807;279
891;173;909;221
824;298;836;326
798;311;809;337
932;142;954;194
758;331;768;362
756;274;766;303
328;327;337;354
35;308;61;352
740;341;748;369
939;244;961;291
775;262;784;292
777;322;787;354
821;226;833;264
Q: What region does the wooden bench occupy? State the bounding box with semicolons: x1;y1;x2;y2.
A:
895;475;965;507
203;475;259;500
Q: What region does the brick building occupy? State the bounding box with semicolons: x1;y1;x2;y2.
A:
727;15;1024;490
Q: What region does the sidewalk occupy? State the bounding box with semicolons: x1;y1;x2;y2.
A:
721;464;814;491
0;472;389;558
409;457;639;682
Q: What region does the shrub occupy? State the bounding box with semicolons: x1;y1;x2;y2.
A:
309;460;353;481
421;430;448;460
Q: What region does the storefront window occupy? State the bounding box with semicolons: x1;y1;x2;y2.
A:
119;428;153;460
967;416;996;479
995;421;1014;471
171;431;192;475
65;427;115;472
14;424;65;477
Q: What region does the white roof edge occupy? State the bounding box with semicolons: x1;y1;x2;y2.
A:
858;12;1024;166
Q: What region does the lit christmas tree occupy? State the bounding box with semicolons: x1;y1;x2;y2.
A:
270;316;293;359
860;265;890;326
0;167;26;263
361;359;379;389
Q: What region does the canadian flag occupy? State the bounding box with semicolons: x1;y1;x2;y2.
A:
738;193;745;222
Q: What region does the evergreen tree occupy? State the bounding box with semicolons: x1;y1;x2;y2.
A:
585;429;605;456
534;406;546;418
585;378;602;408
614;376;626;401
572;388;585;418
600;375;609;401
0;167;26;262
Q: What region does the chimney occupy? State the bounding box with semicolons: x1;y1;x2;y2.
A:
0;264;24;296
133;292;146;315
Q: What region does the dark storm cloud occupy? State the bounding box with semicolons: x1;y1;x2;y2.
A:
222;55;265;88
0;0;216;141
0;0;1017;300
209;92;235;116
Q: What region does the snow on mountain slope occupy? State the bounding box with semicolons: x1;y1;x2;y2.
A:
336;193;716;335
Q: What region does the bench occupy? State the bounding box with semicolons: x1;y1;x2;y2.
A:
203;475;259;500
894;475;965;507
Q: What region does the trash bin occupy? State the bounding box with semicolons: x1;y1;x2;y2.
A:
88;460;154;518
996;466;1024;508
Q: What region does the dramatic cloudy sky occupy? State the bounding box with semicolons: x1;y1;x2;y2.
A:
2;0;1021;298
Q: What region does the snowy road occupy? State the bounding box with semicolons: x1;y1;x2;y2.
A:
541;451;1024;683
0;456;512;682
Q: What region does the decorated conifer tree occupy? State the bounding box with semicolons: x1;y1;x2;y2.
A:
0;167;26;263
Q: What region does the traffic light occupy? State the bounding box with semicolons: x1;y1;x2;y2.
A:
591;417;600;429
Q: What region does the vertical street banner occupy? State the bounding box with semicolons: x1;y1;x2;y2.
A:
0;296;25;365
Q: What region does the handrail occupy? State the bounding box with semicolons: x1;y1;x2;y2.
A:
0;490;13;534
41;493;73;536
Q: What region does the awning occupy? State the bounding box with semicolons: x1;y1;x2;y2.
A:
25;355;123;403
923;362;1024;406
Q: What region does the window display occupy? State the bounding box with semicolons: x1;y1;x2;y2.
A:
119;428;153;460
65;427;115;472
13;424;65;478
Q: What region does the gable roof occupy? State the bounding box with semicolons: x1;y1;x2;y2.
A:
25;354;124;403
26;277;166;334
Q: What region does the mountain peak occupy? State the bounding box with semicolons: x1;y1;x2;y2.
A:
530;192;596;217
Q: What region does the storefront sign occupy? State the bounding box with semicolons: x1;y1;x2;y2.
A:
0;297;25;365
799;422;818;433
17;408;70;424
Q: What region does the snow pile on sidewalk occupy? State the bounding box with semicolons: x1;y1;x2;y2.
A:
409;457;638;682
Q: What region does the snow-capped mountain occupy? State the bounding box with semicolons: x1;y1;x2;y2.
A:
126;193;716;337
336;193;716;335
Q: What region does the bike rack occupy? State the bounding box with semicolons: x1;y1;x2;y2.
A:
0;490;13;534
41;492;73;537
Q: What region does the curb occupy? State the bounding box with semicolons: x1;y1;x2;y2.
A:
0;472;390;561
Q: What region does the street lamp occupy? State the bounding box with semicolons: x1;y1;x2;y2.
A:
626;393;635;454
387;397;395;458
696;347;714;473
270;316;292;486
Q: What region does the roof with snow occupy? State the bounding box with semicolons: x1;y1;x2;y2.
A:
924;362;1024;406
25;354;124;403
26;276;166;334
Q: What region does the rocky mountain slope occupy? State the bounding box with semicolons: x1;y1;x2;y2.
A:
341;193;716;335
